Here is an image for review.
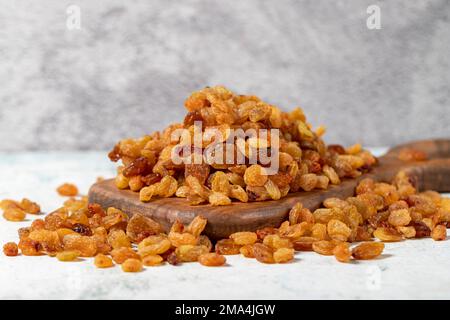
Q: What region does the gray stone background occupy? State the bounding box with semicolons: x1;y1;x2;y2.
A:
0;0;448;151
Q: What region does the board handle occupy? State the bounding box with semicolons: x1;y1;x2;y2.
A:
400;158;450;192
384;138;450;159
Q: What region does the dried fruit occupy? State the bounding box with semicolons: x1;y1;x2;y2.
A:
72;223;92;236
198;253;226;266
273;248;294;263
3;208;26;222
142;255;164;266
107;229;131;249
176;245;209;262
3;242;19;256
20;199;41;214
56;250;80;262
327;219;351;242
431;225;446;241
121;258;143;272
95;254;114;268
57;183;79;196
373;227;403;242
388;209;411;227
333;242;351;263
111;247;140;264
63;235;97;257
209;192;231;206
126;214;163;243
243;165;268;187
168;232;197;248
312;240;337;256
186;216;208;237
352;242;384;260
230;232;257;245
138;235;171;256
253;243;275;264
215;239;241;255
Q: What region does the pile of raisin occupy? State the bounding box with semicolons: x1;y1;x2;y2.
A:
108;86;377;206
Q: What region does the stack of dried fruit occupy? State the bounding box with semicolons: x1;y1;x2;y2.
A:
2;170;449;271
108;86;377;205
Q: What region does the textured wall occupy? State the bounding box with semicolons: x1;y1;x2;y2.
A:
0;0;448;151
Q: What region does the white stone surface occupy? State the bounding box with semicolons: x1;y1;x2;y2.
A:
0;150;449;300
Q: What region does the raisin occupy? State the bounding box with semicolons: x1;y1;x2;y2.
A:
215;239;241;255
244;165;268;187
126;214;163;243
229;232;257;245
121;258;143;272
108;144;121;162
111;247;140;264
273;248;294;263
198;253;226;267
3;242;19;256
373;227;403;242
138;235;171;256
122;157;152;178
185;163;210;185
256;227;277;240
166;251;179;265
3;208;26;222
141;173;162;186
431;225;446;241
185;216;207;237
72;223;92;236
312;240;337;256
20;198;41;214
292;237;316;251
95;254;114;268
142;254;164;266
333;242;351;263
410;221;431;238
352;242;384;260
56;250;80;262
253;243;275;264
57;183;79;196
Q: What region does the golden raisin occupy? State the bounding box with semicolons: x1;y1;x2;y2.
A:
373;227;403;242
3;208;26;222
57;183;79;196
333;242;351;263
175;245;209;262
312;240;337;256
142;255;164;266
253;243;275;264
273;248;294;263
215;239;241;255
20;198;41;214
94;254;114;268
244;165;268;187
111;247;140;264
198;253;226;267
121;258;143;272
3;242;19;256
229;232;257;245
431;225;447;241
352;242;384;260
56;250;80;262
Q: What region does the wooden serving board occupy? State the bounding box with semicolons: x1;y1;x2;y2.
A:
88;139;450;239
